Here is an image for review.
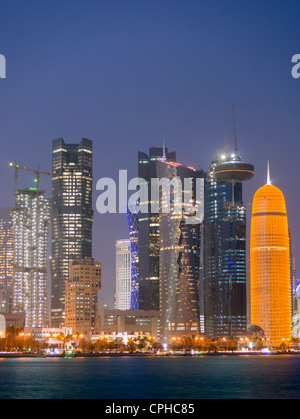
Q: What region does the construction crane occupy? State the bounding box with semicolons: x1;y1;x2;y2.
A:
9;162;51;196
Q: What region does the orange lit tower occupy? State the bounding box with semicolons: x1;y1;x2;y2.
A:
250;163;291;347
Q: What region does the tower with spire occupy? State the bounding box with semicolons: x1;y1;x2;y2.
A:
267;161;271;185
203;106;255;340
250;163;291;346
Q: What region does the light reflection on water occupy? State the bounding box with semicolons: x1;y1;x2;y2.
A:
0;355;300;399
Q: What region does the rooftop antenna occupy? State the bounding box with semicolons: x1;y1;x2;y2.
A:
267;160;271;185
232;104;239;154
162;138;167;161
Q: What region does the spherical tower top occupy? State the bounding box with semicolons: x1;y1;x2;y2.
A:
213;148;254;183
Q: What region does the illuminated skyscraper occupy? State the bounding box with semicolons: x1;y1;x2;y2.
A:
250;164;291;347
0;208;14;288
51;138;93;327
156;158;204;341
138;147;176;311
13;189;51;328
115;240;131;311
127;208;139;310
203;136;254;339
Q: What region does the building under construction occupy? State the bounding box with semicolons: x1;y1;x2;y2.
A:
9;163;51;328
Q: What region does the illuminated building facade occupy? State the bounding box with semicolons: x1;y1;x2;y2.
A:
156;158;204;341
138;147;176;311
97;308;159;339
203;142;254;339
127;208;139;310
0;286;12;314
65;258;101;335
250;171;291;347
0;208;14;288
115;240;131;311
51;138;93;327
13;189;51;328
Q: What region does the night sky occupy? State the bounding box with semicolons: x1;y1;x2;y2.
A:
0;0;299;307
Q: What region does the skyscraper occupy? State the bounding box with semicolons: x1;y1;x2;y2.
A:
127;208;139;310
156;158;204;342
51;138;93;327
138;147;176;311
203;139;254;340
115;240;131;311
13;188;51;328
250;164;291;347
0;208;14;288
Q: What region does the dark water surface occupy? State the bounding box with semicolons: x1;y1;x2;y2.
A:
0;355;300;399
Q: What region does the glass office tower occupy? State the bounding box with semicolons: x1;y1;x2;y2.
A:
51;138;93;327
250;171;291;347
156;158;204;342
203;143;254;339
138;147;176;311
13;189;51;328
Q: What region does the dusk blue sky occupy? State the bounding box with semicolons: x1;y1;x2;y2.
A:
0;0;299;306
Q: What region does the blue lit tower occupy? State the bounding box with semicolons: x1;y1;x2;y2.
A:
127;207;139;311
203;108;254;339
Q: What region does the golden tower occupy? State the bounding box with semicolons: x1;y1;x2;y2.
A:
250;163;291;347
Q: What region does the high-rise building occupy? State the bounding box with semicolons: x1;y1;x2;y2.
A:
115;240;131;311
127;208;139;311
203;140;254;340
65;258;101;336
13;188;51;328
51;138;93;327
0;208;14;288
138;147;176;311
250;164;291;347
156;158;204;342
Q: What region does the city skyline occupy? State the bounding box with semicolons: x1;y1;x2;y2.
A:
2;133;297;309
0;1;299;308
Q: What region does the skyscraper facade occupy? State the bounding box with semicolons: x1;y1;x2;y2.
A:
0;208;14;288
115;240;131;311
65;258;101;335
13;188;51;328
156;158;204;342
203;143;254;339
138;147;176;311
127;208;139;310
51;138;93;327
250;171;291;347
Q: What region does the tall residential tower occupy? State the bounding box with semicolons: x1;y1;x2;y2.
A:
13;189;51;328
115;240;131;311
51;138;93;327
